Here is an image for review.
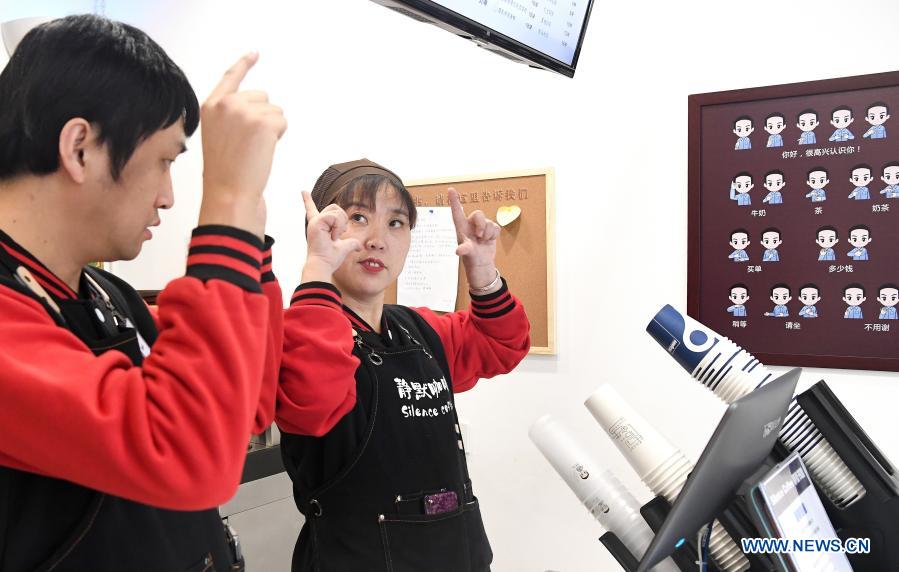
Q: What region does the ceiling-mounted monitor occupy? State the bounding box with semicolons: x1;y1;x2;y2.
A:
370;0;595;78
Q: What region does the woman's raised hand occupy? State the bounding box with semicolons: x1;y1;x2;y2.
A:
301;191;362;283
448;188;500;291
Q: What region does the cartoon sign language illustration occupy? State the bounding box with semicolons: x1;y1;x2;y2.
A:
863;102;890;139
848;164;873;200
843;284;866;319
729;172;754;206
798;284;821;318
880;161;899;199
847;224;872;261
765;113;786;147
878;284;899;320
727;284;749;317
765;284;791;317
816;225;838;261
763;170;785;204
728;229;750;262
805;167;828;202
760;227;782;262
797;109;819;145
828;106;855;142
733;116;754;150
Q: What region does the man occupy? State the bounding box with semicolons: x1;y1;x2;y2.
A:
816;226;838;261
727;284;749;317
828;106;855;142
733;115;754;150
877;284;899;320
728;229;750;262
796;109;819;145
797;284;821;318
762;169;785;204
880;161;899;199
760;227;782;262
848;164;872;200
729;171;754;206
847;224;872;261
805;166;829;202
764;112;786;147
843;284;866;319
863;102;890;139
0;15;286;571
764;284;791;317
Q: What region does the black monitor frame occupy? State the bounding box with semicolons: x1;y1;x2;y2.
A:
373;0;596;78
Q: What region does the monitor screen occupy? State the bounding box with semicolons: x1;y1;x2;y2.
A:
757;453;853;572
430;0;591;66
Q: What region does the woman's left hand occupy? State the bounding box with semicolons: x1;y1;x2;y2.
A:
449;187;500;290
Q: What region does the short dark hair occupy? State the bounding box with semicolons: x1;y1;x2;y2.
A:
770;283;791;296
851;163;872;174
883;161;899;171
843;283;865;296
831;105;852;117
731;228;749;240
0;15;199;181
849;224;871;236
730;283;748;293
807;166;828;179
817;225;838;237
764;169;784;179
761;227;781;238
734;115;753;129
879;283;899;294
765;112;785;123
733;171;753;182
868;101;889;114
797;108;818;121
799;283;819;294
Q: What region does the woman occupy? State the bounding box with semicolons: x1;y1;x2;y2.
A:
276;159;530;571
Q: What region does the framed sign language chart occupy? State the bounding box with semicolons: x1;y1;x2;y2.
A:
688;71;899;371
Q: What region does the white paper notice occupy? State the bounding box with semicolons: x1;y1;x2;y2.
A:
397;207;459;312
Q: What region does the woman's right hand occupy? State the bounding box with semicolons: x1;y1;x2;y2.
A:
301;191;363;283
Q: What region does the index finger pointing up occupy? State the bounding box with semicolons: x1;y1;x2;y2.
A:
209;52;259;101
448;188;468;238
302;191;320;222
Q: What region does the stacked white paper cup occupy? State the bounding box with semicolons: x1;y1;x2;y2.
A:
529;415;679;572
687;333;864;508
585;385;749;572
647;305;865;510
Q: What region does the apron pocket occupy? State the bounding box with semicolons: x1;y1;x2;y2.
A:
463;499;493;571
378;508;469;572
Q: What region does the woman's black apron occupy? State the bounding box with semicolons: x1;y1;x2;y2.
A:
0;252;240;572
284;305;493;572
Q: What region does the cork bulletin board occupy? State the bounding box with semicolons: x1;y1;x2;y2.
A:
385;168;556;355
688;71;899;371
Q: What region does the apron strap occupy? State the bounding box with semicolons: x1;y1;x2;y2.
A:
0;245;67;327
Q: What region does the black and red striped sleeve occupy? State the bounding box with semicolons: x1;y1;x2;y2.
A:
249;236;282;434
413;278;530;393
276;282;360;437
0;226;270;511
186;225;264;292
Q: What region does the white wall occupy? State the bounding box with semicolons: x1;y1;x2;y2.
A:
6;1;899;570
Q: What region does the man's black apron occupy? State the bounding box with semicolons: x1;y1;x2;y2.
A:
283;305;492;572
0;250;241;572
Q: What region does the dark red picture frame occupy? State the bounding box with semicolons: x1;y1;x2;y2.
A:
689;71;899;371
